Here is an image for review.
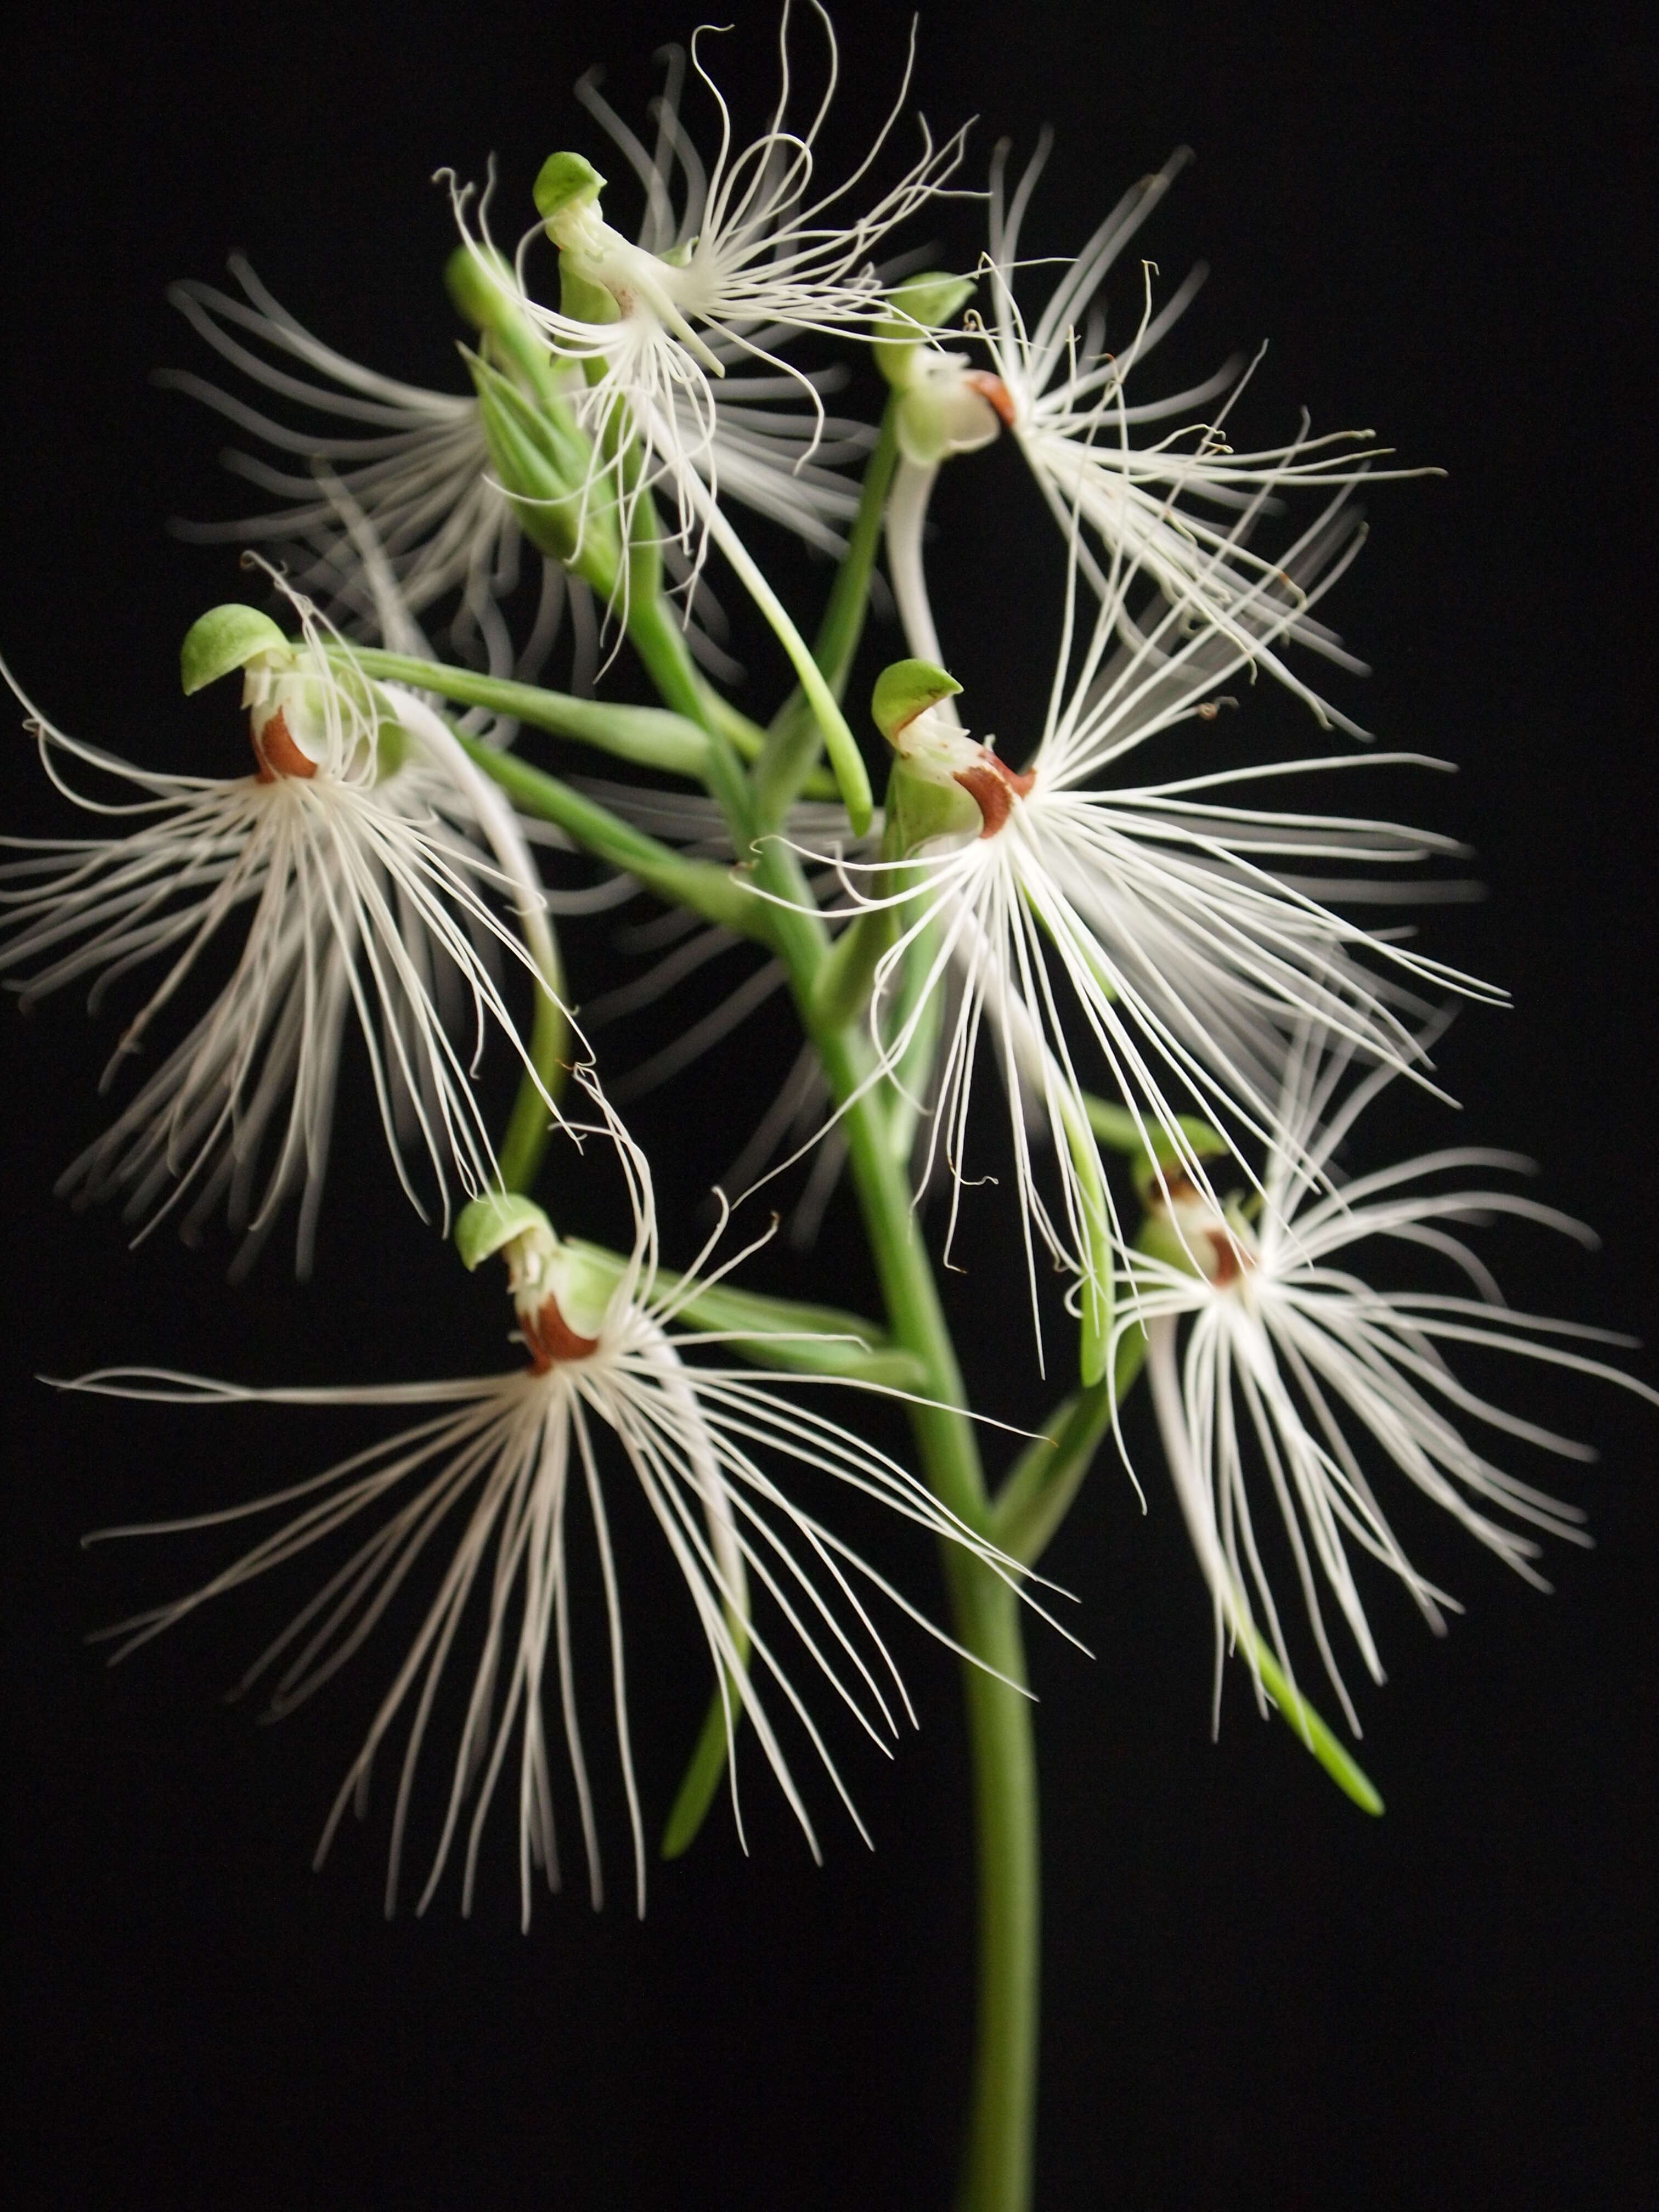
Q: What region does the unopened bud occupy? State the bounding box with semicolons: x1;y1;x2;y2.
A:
444;244;518;337
467;350;616;575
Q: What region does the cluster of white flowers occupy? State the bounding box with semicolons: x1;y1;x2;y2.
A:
4;2;1650;1929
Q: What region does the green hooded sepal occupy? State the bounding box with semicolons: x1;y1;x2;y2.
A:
534;151;606;234
871;657;962;744
454;1193;552;1273
180;605;289;696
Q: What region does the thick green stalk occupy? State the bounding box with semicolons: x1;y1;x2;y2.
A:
831;1021;1037;2212
488;407;1038;2196
757;847;1039;2212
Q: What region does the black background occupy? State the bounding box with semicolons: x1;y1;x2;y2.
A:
3;3;1656;2207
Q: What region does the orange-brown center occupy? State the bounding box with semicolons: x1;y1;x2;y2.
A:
962;370;1017;427
953;746;1036;837
1159;1173;1243;1286
521;1293;602;1373
251;706;317;783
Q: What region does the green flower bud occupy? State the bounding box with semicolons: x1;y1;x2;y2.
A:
443;244;517;337
466;349;617;579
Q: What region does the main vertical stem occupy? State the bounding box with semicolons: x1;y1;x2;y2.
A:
836;1054;1039;2212
950;1573;1040;2212
765;864;1039;2212
628;424;1039;2198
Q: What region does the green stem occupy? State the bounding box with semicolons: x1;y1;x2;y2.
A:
754;399;900;827
496;437;1036;2197
836;1028;1037;2212
814;400;902;702
340;647;713;780
622;579;758;751
757;848;1038;2212
455;735;772;941
698;500;874;835
496;966;571;1198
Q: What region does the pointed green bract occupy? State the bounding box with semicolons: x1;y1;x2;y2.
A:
180;605;288;696
1249;1639;1385;1815
1064;1110;1114;1388
661;1638;751;1860
810;906;896;1033
990;1325;1150;1567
